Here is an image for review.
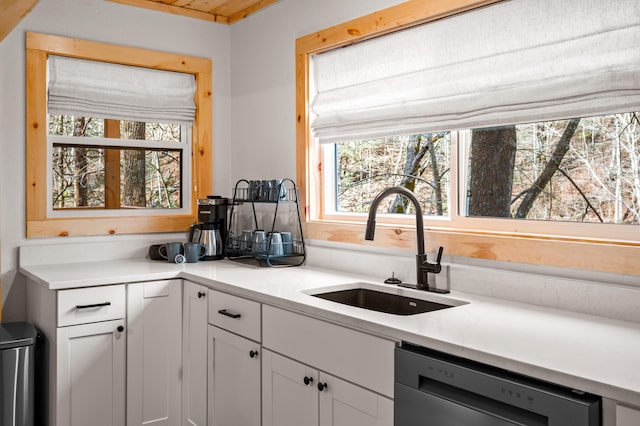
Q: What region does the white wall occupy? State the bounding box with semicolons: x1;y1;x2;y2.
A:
229;0;407;182
0;0;232;321
227;0;640;323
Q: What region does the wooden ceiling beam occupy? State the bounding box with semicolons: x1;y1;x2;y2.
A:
0;0;39;43
107;0;230;24
227;0;278;24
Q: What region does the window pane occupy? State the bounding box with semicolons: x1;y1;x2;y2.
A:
120;121;182;142
465;113;640;224
48;115;104;137
120;149;182;209
52;145;182;210
52;145;105;209
49;115;186;211
333;133;450;216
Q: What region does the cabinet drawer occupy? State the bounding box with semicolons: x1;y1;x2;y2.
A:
263;305;395;398
58;285;125;327
208;290;261;342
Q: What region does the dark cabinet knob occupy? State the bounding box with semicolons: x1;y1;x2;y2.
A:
249;350;259;359
117;325;124;333
317;382;328;392
197;291;206;298
303;376;314;386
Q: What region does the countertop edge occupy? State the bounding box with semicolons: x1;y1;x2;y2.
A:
20;260;640;407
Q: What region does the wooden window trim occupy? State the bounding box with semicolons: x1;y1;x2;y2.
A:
295;0;640;276
26;32;212;237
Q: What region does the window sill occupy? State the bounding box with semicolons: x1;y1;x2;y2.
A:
303;220;640;276
27;214;196;238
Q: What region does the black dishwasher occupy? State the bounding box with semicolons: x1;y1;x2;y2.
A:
395;343;601;426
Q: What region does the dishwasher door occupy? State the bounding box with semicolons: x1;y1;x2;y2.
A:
395;344;601;426
395;382;545;426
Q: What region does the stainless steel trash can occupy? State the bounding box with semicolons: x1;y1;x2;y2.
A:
0;322;37;426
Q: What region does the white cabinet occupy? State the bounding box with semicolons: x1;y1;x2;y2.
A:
262;350;317;426
262;306;395;426
207;289;262;426
207;325;261;426
262;305;395;397
262;350;393;426
318;370;393;426
27;279;183;426
56;319;126;426
617;404;640;426
182;282;209;426
27;282;127;426
127;279;183;426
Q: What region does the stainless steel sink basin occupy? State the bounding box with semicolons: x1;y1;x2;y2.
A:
307;283;465;316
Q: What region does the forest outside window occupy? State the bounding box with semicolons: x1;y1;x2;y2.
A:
322;112;640;238
463;113;640;225
26;33;212;237
49;116;189;215
323;132;452;220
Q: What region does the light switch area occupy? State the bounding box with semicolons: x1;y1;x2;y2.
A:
617;404;640;426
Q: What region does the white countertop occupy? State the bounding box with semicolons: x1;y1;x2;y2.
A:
20;258;640;406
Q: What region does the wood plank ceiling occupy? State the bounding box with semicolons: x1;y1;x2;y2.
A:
107;0;281;24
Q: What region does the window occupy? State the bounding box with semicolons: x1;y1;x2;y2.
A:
463;113;640;225
322;112;640;237
296;0;640;276
49;116;189;214
323;132;451;218
26;32;213;237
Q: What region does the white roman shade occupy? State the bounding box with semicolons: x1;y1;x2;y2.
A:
310;0;640;143
48;56;196;126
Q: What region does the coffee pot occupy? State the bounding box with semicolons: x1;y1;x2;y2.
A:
189;196;231;260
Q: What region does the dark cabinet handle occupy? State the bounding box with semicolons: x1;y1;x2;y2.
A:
197;291;206;299
76;302;111;310
249;350;259;359
317;382;328;392
303;376;314;386
117;325;124;333
218;309;242;319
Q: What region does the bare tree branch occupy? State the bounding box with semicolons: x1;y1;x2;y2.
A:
514;118;581;218
557;168;603;222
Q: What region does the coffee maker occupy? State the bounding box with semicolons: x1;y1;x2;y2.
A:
189;196;231;260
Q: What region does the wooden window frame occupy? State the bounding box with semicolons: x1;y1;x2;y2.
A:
26;32;213;237
295;0;640;276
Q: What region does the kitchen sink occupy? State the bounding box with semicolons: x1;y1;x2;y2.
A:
307;283;466;316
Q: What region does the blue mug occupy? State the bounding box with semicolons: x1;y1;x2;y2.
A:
184;242;206;263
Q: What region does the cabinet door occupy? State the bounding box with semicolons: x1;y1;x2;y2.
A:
207;325;261;426
183;282;209;426
127;280;182;426
318;372;393;426
262;349;317;426
57;319;126;426
617;404;640;426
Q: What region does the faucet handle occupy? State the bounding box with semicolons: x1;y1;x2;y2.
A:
435;246;443;265
423;246;444;274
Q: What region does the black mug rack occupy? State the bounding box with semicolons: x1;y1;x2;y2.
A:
226;178;306;267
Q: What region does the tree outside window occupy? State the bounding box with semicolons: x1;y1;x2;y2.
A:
331;112;640;226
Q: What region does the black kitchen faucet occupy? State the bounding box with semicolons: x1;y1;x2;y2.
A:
364;186;447;293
